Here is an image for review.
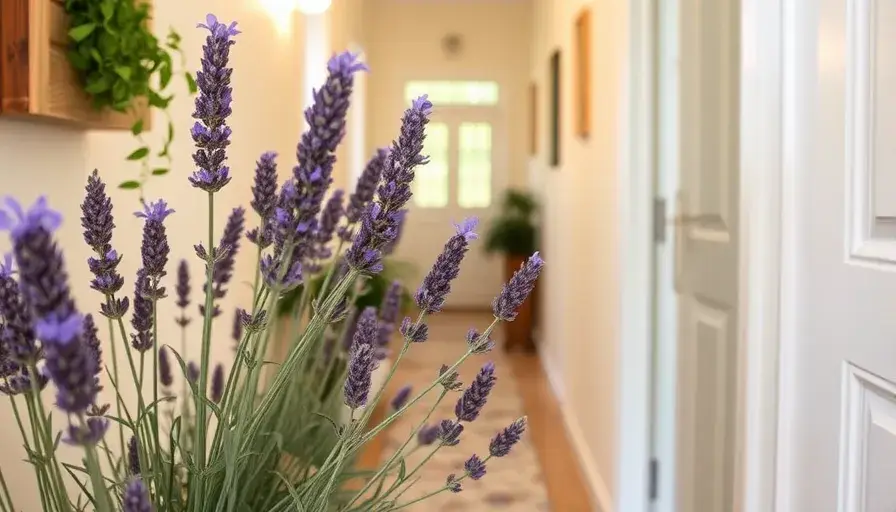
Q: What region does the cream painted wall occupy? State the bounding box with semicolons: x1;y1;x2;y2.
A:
362;0;532;189
0;3;305;508
529;0;627;509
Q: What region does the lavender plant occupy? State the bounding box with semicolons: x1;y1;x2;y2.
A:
0;13;543;512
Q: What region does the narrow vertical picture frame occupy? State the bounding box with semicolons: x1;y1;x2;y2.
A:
529;82;538;156
549;50;561;167
574;8;591;138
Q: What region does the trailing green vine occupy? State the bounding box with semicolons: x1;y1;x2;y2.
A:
64;0;198;202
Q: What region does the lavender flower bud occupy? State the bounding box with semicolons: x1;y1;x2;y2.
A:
455;362;497;422
130;269;153;353
489;417;527;457
82;314;102;377
464;454;487;480
438;419;464;447
417;423;440;446
175;260;190;327
87;403;109;417
399;316;428;343
439;364;463;392
446;474;462;493
211;364;224;403
344;344;377;409
381;210;407;256
189;14;240;193
232;308;243;346
492;252;544;322
128;436;141;475
122;477;153;512
80;170;115;253
64;417;108;446
134;200;174;287
251;151;279;218
352;307;378;349
466;328;495;354
87;250;124;295
390;384;412;411
415;218;477;314
345;149;387;226
0;198;99;416
158;347;173;387
0;266;37;363
187;362;199;385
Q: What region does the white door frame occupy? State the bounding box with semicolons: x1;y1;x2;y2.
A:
617;0;788;511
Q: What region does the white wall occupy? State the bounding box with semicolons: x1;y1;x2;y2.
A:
0;2;305;507
529;0;628;509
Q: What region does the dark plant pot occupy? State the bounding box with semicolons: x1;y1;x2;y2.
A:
503;254;536;352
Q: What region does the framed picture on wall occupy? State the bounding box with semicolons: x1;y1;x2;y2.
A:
529;82;538;156
574;8;591;138
549;50;561;167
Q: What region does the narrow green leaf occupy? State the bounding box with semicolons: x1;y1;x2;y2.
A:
151;168;169;176
185;72;198;94
160;62;173;89
118;181;141;190
126;147;149;160
68;23;97;42
99;0;114;21
130;119;144;136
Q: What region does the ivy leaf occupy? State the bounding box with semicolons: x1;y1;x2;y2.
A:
160;61;173;90
131;119;144;136
126;147;149;160
119;181;141;190
185;72;198;94
114;66;132;81
68;23;97;43
84;75;111;94
148;91;171;109
151;168;169;176
100;0;114;21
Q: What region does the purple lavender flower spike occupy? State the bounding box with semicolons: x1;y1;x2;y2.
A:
158;347;173;387
130;269;154;353
175;260;191;327
128;436;141;475
344;149;387;227
381;209;407;256
187;362;199;385
492;252;544;322
1;198;100;419
82;314;102;379
438;419;464;447
417;423;440;446
464;454;487;480
135;200;174;301
415;218;478;314
189;14;239;193
80;170;115;253
251;151;279;218
346;96;433;273
377;281;402;348
122;477;153;512
281;52;366;267
232;308;243;344
352;307;378;349
200;207;244;318
455;362;497;422
390;384;412;411
314;190;345;261
399;316;428;343
0;264;38;363
211;364;224;403
489;417;527;457
344;344;376;409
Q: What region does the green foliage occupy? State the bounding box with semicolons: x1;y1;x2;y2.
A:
484;189;539;256
63;0;197;200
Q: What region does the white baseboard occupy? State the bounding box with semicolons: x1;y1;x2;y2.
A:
559;403;615;512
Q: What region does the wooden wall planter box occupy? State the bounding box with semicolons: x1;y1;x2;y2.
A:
0;0;151;129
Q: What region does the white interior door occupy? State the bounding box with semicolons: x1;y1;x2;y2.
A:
653;0;741;510
777;1;896;509
394;106;504;308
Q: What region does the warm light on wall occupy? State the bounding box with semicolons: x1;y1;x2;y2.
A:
296;0;332;14
257;0;296;35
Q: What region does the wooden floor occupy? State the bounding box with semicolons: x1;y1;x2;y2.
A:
357;312;592;510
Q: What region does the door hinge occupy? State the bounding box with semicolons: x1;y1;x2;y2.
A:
649;458;659;501
653;197;667;243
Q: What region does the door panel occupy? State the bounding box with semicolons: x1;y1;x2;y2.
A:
782;0;896;509
664;0;741;509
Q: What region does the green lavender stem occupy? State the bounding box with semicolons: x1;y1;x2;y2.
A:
9;396;50;512
27;367;71;512
105;317;126;462
0;463;14;512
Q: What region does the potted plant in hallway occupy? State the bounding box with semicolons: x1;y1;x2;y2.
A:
485;189;539;351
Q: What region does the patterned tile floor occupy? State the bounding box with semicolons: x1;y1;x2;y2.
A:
377;314;550;511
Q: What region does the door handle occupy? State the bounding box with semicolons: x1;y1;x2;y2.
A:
667;213;715;226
